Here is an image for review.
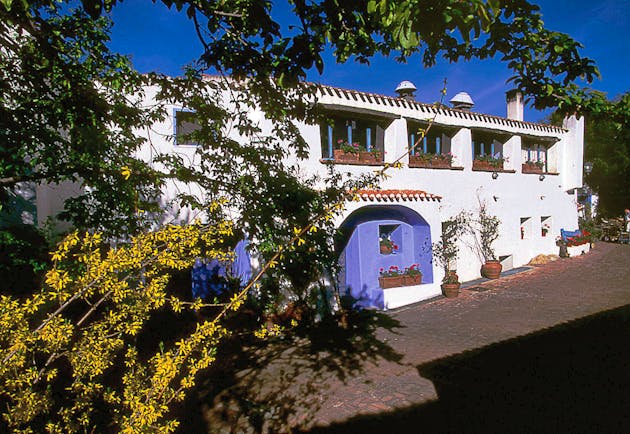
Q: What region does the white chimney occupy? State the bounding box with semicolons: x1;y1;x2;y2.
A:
506;90;524;121
450;92;474;111
395;80;417;101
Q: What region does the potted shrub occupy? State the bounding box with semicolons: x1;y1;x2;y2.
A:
463;200;502;278
441;271;460;298
432;213;468;297
471;202;502;279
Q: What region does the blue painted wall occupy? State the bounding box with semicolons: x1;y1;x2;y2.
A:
339;205;433;309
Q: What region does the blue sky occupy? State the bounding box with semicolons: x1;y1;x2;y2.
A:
108;0;629;122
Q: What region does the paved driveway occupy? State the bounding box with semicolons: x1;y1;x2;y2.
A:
200;242;630;433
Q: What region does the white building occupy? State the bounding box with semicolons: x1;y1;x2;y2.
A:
34;79;587;310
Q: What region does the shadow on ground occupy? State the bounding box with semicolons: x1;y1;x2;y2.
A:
174;310;404;433
305;303;630;434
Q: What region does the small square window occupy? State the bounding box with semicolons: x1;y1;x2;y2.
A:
174;109;200;146
520;217;532;240
541;216;552;238
379;224;401;255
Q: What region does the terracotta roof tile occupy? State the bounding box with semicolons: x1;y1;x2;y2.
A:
352;189;442;202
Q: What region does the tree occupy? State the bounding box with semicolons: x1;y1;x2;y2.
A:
547;91;630;218
582;92;630;217
0;0;607;432
1;0;601;234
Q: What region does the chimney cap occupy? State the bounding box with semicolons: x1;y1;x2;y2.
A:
450;92;475;109
395;80;417;93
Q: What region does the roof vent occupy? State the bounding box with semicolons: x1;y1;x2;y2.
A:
395;80;417;100
450;92;475;111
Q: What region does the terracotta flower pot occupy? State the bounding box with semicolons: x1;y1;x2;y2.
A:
473;160;503;171
481;260;502;279
380;244;393;255
522;163;543;174
333;149;359;162
408;155;431;167
359;151;382;163
403;274;422;286
441;282;460;298
379;275;405;289
430;158;452;168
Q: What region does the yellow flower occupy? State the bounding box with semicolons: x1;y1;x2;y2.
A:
121;166;132;180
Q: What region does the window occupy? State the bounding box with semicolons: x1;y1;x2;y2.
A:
520;217;532;240
541;216;552;238
174;109;200;146
379;224;402;255
471;131;507;159
408;122;453;156
522;139;548;171
320;114;388;159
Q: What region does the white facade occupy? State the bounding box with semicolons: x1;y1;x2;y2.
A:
35;80;586;309
285;84;584;307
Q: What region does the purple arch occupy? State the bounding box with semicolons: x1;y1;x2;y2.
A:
338;205;433;309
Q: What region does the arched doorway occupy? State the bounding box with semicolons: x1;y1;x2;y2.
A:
337;205;433;309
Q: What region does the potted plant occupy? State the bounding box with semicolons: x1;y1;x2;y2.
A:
378;265;404;288
467;200;502;279
441;271;460;298
333;139;360;162
430;152;454;168
522;160;545;174
379;265;422;289
432;213;468;297
408;151;434;167
359;148;382;163
403;263;422;285
409;152;453;168
473;154;506;171
379;236;398;254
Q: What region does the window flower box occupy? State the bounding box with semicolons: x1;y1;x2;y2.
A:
402;274;421;286
333;149;359;163
379;275;405;289
409;153;453;169
359;151;382;164
379;264;422;288
522;161;544;174
473;158;504;171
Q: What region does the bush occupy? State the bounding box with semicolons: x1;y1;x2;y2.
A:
0;225;51;296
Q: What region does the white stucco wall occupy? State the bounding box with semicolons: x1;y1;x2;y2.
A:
33;79;585;309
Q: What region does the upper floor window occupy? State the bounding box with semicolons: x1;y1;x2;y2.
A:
320;114;389;160
407;122;453;156
471;131;507;159
522;139;548;172
174;108;200;146
471;131;508;170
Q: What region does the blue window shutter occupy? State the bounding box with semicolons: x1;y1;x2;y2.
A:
327;125;333;158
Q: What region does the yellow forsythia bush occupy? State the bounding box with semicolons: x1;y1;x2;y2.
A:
0;218;238;433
